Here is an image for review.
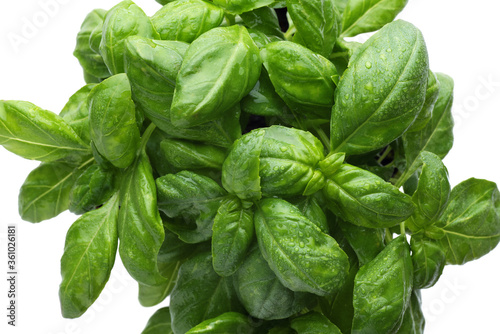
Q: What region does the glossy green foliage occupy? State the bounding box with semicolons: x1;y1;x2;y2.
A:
290;312;342;334
68;164;114;214
59;84;96;144
341;0;409;37
59;194;119;318
118;153;166;286
352;235;413;333
170;252;242;334
339;219;385;266
74;9;110;80
286;0;340;57
157;171;227;243
19;160;89;223
234;246;313;320
331;20;429;156
212;0;276;14
241;69;288;118
100;0;159;75
151;0;224;43
186;312;256;334
323;164;414;228
88;74;140;169
142;307;173;334
171;25;261;127
407;151;450;231
261;41;337;119
435;178;500;264
255;198;349;296
411;238;445;289
124;36;188;128
408;70;440;132
240;7;284;39
396;290;424;333
160;138;226;170
0;101;89;161
212;197;254;276
292;196;329;233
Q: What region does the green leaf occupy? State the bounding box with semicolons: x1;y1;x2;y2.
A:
151;0;224;43
60;84;97;144
170;252;243;334
141;307;173;334
331;20;429;156
59;194;119;318
261;41;338;119
186;312;256;334
255;198;349;296
212;0;276;14
435;178;500;264
290;311;342;334
408;70;440;132
240;7;285;39
241;69;288;118
118;152;166;286
291;196;329;234
411;237;445;289
323;164;414;228
396;290;425;334
0;101;89;161
88;74;140;169
19;158;91;223
341;0;409;38
171;25;261;128
338;219;385;266
352;235;413;333
159;138;226;170
286;0;340;57
233;246;313;320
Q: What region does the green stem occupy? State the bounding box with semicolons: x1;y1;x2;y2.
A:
400;221;406;237
315;127;330;152
377;146;392;165
284;25;296;40
394;169;411;188
139;123;157;154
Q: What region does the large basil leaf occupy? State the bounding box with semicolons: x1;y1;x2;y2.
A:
118;152;166;286
255;198;349;296
59;194;119;318
186;312;256;334
341;0;409;38
212;0;275;14
59;84;97;144
261;41;337;119
171;25;261;128
411;237;445;289
286;0;340;57
234;246;313;320
100;0;159;75
396;290;425;334
141;307;173;334
151;0;224;43
19;159;91;223
290;312;342;334
88;74;140;169
323;164;414;228
240;7;284;39
352;235;413;333
73;9;111;80
331;20;428;156
0;101;89;161
408;70;440;132
170;252;243;334
159;138;226;170
435;178;500;264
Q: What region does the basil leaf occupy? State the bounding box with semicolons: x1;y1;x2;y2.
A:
88;74;140;169
100;0;159;75
59;194;119;318
19;159;91;223
60;84;97;144
212;0;276;14
291;196;329;234
338;219;385;266
241;69;288;118
170;252;243;334
159;138;226;171
234;246;313;320
152;0;224;43
331;20;429;156
186;312;256;334
171;25;261;128
352;235;413;333
255;198;349;296
142;307;173;334
411;237;445;289
323;164;414;228
435;178;500;264
118;152;166;286
396;290;425;334
240;7;285;39
0;101;89;161
408;70;440;132
290;311;342;334
341;0;409;38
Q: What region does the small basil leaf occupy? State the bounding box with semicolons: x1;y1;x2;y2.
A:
60;84;97;144
118;152;166;286
352;235;413;333
59;194;119;318
338;219;385;266
332;20;428;156
396;290;425;334
152;0;224;43
0;101;89;161
255;198;349;296
323;164;414;228
88;74;140;169
408;70;440;132
411;237;445;289
240;7;285;39
241;69;288;118
100;0;159;75
234;246;314;320
212;0;276;14
159;139;226;170
141;307;173;334
171;25;261;128
186;312;256;334
341;0;409;38
291;196;329;234
290;311;342;334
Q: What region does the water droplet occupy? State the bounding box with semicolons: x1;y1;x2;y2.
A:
386;48;392;52
299;242;305;248
280;146;288;152
365;61;372;69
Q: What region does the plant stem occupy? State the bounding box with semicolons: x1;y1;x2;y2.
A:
139;123;157;153
284;25;296;40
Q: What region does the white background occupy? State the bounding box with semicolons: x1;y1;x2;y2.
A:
0;1;499;333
